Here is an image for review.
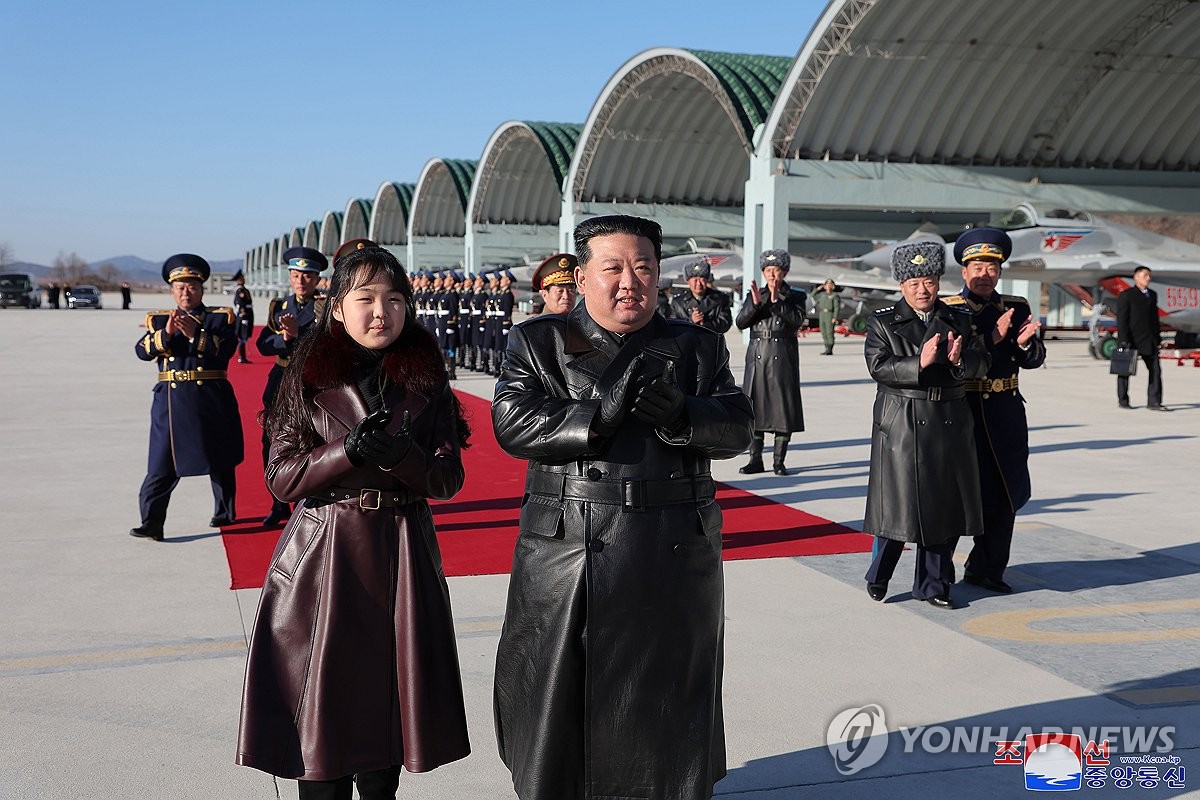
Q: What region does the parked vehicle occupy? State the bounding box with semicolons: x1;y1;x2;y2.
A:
0;273;42;308
66;284;102;309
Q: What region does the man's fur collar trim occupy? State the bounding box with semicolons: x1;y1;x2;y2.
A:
302;322;446;395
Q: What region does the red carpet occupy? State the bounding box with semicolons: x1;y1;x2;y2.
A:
220;362;869;590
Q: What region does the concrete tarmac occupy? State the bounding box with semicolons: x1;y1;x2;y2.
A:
1;291;1198;799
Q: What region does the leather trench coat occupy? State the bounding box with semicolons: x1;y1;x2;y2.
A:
667;288;733;333
491;303;754;800
945;292;1046;514
862;299;990;546
237;325;470;781
734;283;807;433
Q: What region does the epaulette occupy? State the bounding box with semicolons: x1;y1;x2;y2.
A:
943;295;967;306
209;306;236;324
145;310;173;328
1002;295;1031;307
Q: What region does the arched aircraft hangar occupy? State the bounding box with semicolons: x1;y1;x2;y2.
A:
466;121;581;274
407;158;477;271
743;0;1200;318
370;181;415;260
561;47;791;254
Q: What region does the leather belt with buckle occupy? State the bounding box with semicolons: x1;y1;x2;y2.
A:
157;369;227;382
964;375;1019;394
313;486;419;509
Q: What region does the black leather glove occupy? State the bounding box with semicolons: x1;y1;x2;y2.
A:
593;354;644;437
343;407;392;466
358;409;413;469
632;361;687;432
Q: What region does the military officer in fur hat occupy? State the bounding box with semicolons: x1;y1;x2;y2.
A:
256;245;328;526
130;254;244;540
735;249;808;475
669;257;732;333
531;253;578;315
862;241;989;608
945;227;1044;594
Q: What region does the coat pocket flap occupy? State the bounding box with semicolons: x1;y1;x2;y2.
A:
519;498;565;539
272;510;325;580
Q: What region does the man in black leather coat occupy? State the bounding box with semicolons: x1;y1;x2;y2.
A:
862;241;989;609
491;214;753;800
668;257;732;333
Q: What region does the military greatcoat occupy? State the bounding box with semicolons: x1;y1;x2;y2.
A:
862;299;989;545
491;303;754;800
734;282;807;433
136;305;244;476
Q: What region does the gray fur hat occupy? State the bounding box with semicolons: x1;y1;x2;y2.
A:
760;249;791;272
891;241;945;283
682;257;711;279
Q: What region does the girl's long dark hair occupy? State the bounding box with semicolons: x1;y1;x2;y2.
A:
262;246;470;461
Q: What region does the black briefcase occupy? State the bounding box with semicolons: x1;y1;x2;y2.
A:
1109;347;1138;376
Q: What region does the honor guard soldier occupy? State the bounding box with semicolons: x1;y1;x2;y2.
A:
669;256;732;332
469;273;488;371
531;253;578;316
256;245;327;526
946;227;1044;594
489;269;516;374
457;273;475;370
130;254;244;540
435;270;460;378
232;269;254;363
481;271;501;374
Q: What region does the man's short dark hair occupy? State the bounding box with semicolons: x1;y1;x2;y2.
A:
1133;265;1152;276
573;215;662;265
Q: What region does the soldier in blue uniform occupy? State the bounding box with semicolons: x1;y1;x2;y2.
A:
232;269;254;363
946;227;1045;594
468;273;488;371
456;273;474;371
435;271;460;379
255;245;327;526
130;254;244;541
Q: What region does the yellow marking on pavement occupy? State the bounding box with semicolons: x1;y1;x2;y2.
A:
962;598;1200;644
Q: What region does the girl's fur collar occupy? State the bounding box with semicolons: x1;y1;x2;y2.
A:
302;321;446;395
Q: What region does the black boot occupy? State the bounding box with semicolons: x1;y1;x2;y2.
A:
773;434;791;475
738;434;765;474
237;342;250;363
445;354;457;380
129;521;164;541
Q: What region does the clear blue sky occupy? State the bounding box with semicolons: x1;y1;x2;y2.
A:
0;0;827;266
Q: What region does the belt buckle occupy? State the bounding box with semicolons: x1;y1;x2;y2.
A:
622;479;645;512
991;378;1005;393
359;488;381;510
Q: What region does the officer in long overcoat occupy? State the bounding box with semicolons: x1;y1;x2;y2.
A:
256;245;328;526
862;241;989;608
232;269;254;363
945;227;1045;594
492;215;753;800
668;257;732;333
734;249;807;475
130;254;243;540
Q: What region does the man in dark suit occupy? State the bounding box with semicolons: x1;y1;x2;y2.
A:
1117;266;1167;411
130;254;243;540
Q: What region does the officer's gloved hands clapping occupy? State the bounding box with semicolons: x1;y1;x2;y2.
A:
632;361;688;433
344;408;412;468
593;354;644;437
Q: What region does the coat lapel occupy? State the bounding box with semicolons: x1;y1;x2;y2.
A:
890;301;929;350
